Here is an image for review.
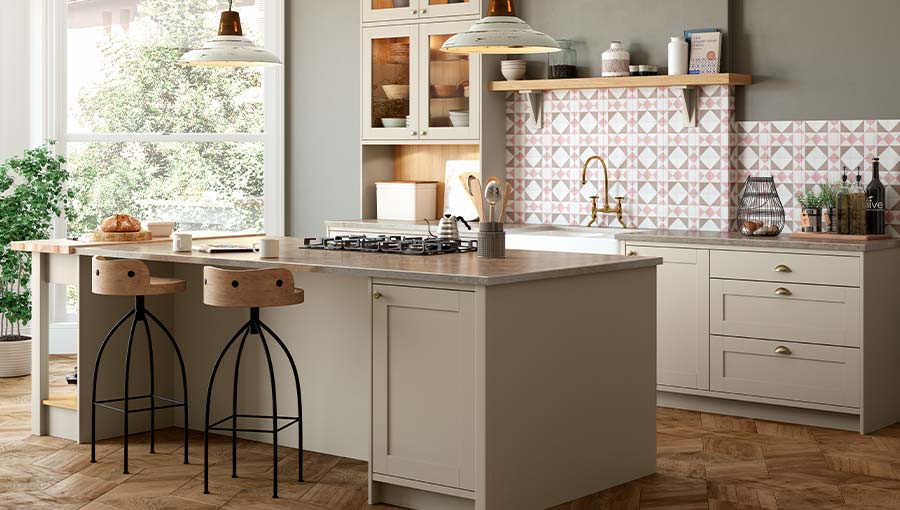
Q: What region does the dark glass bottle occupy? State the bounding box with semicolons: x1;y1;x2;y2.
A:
866;158;886;235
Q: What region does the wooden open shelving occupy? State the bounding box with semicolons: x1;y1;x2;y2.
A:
489;73;753;92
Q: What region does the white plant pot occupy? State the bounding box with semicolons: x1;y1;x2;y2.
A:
0;338;31;378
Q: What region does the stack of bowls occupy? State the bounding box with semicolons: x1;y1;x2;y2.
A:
500;60;527;81
448;110;470;127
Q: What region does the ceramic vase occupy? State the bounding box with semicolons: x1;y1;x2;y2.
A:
667;36;688;75
601;41;630;77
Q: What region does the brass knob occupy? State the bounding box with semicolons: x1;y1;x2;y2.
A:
421;8;427;13
411;9;417;14
627;251;638;256
373;291;383;300
774;264;792;273
774;287;792;296
774;346;792;355
421;130;428;136
411;131;417;137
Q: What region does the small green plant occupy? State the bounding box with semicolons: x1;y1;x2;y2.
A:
796;188;822;209
819;185;837;209
0;141;73;341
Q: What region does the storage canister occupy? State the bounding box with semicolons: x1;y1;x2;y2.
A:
376;181;438;221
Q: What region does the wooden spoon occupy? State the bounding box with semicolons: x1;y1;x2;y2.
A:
459;174;483;218
499;182;512;223
470;177;485;220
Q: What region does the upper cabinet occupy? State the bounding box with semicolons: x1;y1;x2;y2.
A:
363;21;480;143
363;0;480;24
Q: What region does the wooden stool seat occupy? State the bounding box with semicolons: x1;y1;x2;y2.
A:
203;267;304;309
92;256;186;296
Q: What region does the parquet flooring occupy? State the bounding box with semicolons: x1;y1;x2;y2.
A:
4;367;900;509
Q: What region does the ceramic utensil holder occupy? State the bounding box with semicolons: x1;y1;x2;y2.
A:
478;222;506;259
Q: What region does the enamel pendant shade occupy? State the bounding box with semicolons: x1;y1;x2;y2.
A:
441;0;560;55
178;3;281;67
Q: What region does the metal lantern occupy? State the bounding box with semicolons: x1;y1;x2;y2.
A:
737;177;785;237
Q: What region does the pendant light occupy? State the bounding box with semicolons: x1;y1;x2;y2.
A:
441;0;560;55
178;0;281;67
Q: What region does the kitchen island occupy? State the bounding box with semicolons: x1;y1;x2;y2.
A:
13;236;661;510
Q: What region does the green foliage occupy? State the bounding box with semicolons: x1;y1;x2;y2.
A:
796;188;822;209
67;0;264;235
0;142;72;336
819;184;837;209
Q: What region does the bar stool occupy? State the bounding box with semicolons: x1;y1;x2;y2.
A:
89;256;190;474
202;267;305;498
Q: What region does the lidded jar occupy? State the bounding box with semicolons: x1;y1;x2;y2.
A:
601;41;630;77
548;39;577;79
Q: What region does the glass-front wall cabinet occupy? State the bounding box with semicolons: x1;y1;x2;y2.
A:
420;21;479;140
363;0;479;23
363;21;478;142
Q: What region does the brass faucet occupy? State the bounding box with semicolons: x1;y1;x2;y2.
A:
581;155;626;228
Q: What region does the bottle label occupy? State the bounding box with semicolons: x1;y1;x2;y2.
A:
866;196;884;210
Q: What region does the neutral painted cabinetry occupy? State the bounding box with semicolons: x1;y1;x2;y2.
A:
363;21;480;142
626;239;900;434
372;284;476;495
626;245;709;390
363;0;480;24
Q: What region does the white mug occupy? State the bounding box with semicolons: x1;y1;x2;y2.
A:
172;233;192;252
253;238;280;259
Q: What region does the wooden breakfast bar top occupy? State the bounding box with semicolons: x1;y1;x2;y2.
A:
15;235;661;286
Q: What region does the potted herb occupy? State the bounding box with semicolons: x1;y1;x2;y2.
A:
819;185;838;233
0;142;72;377
796;188;822;232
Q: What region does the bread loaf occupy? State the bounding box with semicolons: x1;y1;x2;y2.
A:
100;214;142;233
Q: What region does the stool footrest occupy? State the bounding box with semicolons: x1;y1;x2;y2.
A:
208;413;300;434
94;394;186;414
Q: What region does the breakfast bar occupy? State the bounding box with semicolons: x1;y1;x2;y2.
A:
13;236;661;510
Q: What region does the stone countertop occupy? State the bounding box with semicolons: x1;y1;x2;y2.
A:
324;219;536;237
69;236;660;287
615;230;900;252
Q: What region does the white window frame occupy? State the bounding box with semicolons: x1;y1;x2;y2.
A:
38;0;285;237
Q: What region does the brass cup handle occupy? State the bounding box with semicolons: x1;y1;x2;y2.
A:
373;291;383;300
627;251;638;256
774;264;793;273
774;346;792;355
774;287;792;296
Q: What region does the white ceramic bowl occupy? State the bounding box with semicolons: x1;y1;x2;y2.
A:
382;84;410;100
146;221;175;238
501;66;526;81
449;110;470;127
382;118;406;128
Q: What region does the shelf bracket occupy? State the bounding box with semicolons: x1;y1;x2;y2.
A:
519;90;543;130
673;85;699;128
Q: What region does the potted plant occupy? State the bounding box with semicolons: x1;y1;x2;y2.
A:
796;188;822;232
819;185;837;233
0;142;72;377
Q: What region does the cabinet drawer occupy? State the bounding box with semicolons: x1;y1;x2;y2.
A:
710;336;859;408
710;279;860;347
710;250;859;287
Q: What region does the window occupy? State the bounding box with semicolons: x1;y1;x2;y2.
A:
49;0;284;235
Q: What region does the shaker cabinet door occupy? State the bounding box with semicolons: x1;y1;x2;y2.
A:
372;284;476;492
363;25;420;142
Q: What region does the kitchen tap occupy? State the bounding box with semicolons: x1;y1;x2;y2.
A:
581;155;626;228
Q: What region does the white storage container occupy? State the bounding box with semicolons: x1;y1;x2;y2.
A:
376;181;438;220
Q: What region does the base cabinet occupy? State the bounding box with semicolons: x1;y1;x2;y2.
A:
372;284;476;493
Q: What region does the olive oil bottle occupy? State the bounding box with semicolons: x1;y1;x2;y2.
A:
849;167;867;235
836;167;851;234
866;158;886;235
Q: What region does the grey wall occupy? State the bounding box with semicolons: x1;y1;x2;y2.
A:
285;0;361;237
517;0;728;79
730;0;900;121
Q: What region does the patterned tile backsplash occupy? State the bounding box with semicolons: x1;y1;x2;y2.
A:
504;85;900;235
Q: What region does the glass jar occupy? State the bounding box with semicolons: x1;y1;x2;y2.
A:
548;39;577;79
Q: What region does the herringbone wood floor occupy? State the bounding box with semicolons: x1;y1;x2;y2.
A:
4;365;900;509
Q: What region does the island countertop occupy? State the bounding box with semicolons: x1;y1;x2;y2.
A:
19;236;661;286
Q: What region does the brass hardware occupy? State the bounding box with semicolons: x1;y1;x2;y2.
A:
774;264;792;273
373;291;383;300
421;130;427;136
411;131;417;137
774;346;792;355
627;251;638;256
411;9;417;14
582;156;627;229
421;8;427;13
218;1;243;37
488;0;516;16
774;287;792;296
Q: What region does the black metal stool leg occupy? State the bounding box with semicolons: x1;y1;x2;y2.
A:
258;320;304;483
91;309;134;463
256;316;279;499
231;332;250;478
146;310;190;464
122;312;140;474
204;321;252;495
138;301;156;455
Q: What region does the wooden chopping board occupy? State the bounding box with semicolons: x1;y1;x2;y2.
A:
87;230;153;242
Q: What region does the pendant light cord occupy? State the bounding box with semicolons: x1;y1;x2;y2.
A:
228;0;233;11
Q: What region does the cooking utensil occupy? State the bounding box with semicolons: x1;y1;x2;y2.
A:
484;178;501;222
499;182;512;223
469;177;485;220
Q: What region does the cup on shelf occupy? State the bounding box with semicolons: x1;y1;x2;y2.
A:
253;238;280;259
172;233;192;253
500;60;527;81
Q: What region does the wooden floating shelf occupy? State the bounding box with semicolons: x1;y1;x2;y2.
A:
489;73;753;92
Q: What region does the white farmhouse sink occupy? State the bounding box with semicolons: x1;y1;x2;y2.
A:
507;226;641;255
